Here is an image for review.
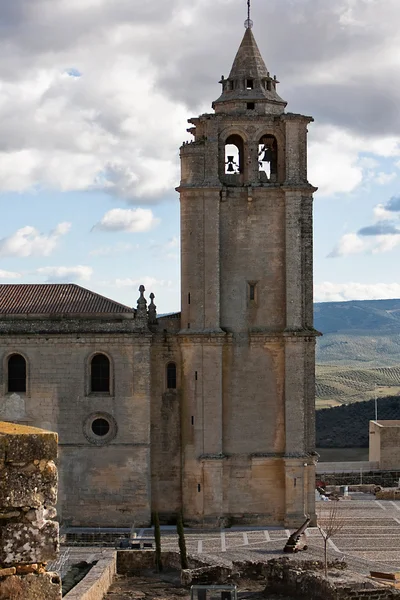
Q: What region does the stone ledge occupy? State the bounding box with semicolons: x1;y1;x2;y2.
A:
64;554;117;600
0;423;57;463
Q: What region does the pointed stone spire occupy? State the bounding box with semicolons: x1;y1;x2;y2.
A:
229;27;269;81
136;284;148;328
213;28;286;114
148;292;157;325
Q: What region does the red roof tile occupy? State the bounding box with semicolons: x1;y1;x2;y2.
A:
0;284;134;315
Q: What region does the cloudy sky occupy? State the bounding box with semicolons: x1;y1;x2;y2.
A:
1;0;400;312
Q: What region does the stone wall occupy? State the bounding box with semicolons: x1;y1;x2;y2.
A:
263;559;400;600
0;421;61;599
369;421;400;471
0;331;153;527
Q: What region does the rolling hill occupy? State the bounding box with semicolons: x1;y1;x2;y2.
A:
316;396;400;448
314;298;400;407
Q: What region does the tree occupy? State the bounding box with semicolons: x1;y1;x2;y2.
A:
176;512;189;570
317;501;346;577
152;512;163;572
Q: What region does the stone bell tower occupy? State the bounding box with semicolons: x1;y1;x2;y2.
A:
177;22;318;527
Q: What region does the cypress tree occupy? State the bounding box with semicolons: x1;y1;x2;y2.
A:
177;512;188;570
153;512;162;572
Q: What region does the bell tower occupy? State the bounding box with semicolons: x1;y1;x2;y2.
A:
178;18;318;527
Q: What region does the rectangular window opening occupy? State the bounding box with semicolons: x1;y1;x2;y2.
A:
188;292;191;305
188;323;191;329
197;484;201;493
247;102;255;110
191;416;194;425
246;79;254;89
267;80;272;91
195;371;198;381
249;283;257;302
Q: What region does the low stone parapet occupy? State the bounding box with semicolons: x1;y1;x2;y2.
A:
0;422;61;599
64;554;117;600
376;488;400;500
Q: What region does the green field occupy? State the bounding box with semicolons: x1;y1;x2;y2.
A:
316;364;400;409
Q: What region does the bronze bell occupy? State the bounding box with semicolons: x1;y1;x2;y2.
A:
260;146;273;162
226;156;235;172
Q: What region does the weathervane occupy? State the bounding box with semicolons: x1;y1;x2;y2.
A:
245;0;253;29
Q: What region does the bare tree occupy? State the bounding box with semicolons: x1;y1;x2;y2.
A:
317;501;346;577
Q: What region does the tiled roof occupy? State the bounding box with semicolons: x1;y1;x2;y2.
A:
0;284;134;315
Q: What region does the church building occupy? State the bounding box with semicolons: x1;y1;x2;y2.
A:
0;22;318;527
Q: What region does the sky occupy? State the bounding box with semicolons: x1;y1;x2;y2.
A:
1;0;400;313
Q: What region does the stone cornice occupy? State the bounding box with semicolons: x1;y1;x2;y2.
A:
177;183;318;193
0;320;153;337
198;452;317;462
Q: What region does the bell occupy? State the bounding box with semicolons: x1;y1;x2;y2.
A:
260;147;273;162
227;163;235;172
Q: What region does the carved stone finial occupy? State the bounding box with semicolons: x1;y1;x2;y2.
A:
136;284;148;327
148;292;157;325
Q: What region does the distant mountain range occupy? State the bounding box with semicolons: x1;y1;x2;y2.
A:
315;298;400;366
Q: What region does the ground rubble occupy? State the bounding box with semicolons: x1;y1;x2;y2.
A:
107;552;388;600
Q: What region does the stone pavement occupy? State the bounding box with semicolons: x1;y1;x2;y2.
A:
54;495;400;582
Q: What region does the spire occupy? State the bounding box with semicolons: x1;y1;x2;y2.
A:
212;28;287;114
148;292;157;325
229;27;269;81
136;284;148;329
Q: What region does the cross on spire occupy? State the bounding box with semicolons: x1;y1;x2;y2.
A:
245;0;253;29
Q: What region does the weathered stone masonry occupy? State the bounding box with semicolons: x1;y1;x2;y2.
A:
0;422;61;599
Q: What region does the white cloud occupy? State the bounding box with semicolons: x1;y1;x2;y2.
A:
93;208;160;233
36;265;93;282
329;230;400;257
308;125;400;197
376;172;396;185
315;282;400;302
1;0;400;203
0;222;71;258
328;233;367;257
0;270;21;279
308;126;364;197
373;203;394;222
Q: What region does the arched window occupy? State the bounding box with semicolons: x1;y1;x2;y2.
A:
8;354;27;393
258;135;278;180
91;354;110;393
225;134;244;175
166;362;177;389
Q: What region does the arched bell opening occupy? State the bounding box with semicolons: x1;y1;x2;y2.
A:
223;134;245;186
225;134;244;174
258;135;278;183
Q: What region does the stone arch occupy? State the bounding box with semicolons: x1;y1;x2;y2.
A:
166;361;177;390
4;351;29;395
219;126;249;185
255;127;286;183
86;351;114;396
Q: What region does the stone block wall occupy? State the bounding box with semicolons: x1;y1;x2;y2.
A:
0;421;61;599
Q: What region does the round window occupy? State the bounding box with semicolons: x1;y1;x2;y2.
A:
91;418;110;437
83;413;117;446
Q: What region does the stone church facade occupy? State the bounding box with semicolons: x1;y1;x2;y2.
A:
0;27;317;528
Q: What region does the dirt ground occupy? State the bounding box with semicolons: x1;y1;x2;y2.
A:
105;574;295;599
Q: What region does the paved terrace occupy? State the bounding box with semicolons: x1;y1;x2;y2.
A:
52;495;400;579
